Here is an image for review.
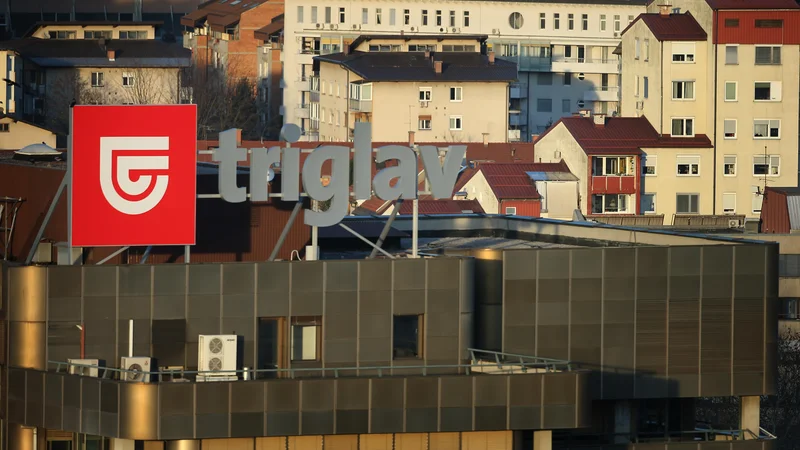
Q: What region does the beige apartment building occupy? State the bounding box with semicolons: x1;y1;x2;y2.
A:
621;0;800;220
312;35;516;142
23;21;159;40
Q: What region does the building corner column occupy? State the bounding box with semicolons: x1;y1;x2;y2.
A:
740;396;760;440
533;431;552;450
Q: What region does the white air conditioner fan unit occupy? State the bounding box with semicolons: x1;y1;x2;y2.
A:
198;335;241;377
121;357;155;382
68;359;105;377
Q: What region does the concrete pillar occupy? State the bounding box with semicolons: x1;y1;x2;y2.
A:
165;441;200;450
740;396;760;440
613;400;634;444
112;439;137;450
7;424;34;450
533;431;551;450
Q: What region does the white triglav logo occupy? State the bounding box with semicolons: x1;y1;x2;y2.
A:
99;136;170;215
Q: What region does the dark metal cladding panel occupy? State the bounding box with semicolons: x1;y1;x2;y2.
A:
634;246;669;399
99;382;119;438
43;373;64;431
159;379;195;439
701;245;734;397
667;246;702;398
601;248;636;400
24;370;45;428
764;244;779;395
733;245;767;396
81;378;102;436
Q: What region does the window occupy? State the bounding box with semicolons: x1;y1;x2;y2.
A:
409;44;436;52
643;77;649;98
634;75;640;97
724;155;737;176
419;87;432;101
725;45;738;64
441;44;475;52
565;46;572;58
628;15;634;23
540;13;546;29
122;72;135;87
362;7;369;24
724;119;737;139
672;42;695;62
372;8;380;24
84;30;112;39
510;12;524;29
404;9;410;25
436;10;442;26
90;72;104;87
48;30;76;39
752;186;763;214
449;10;456;27
582;14;588;30
554;13;560;29
725;18;739;27
393;315;422;359
676;155;701;177
418;117;432;130
568;13;574;30
671;118;694;137
0;123;8;132
591;194;629;213
563;73;571;85
290;317;321;361
676;194;700;214
600;14;607;31
537;98;553;112
755;19;783;28
505;206;517;215
644;39;650;61
635;38;640;59
297;6;304;23
754;81;781;101
311;6;318;22
389;9;396;25
642;194;656;213
339;7;346;23
755;46;780;64
450;86;462;101
562;98;571;113
449;116;463;130
537;73;553;85
464;11;470;27
754;119;780;139
672;81;695;100
614;15;620;32
724;81;737;101
421;10;428;25
592;156;632;176
120;30;146;39
723;193;737;214
753;155;780;176
324;7;331;23
643;155;657;176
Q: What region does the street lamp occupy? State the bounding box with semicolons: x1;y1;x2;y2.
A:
75;324;85;359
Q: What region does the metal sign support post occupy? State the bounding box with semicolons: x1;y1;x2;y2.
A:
412;198;419;258
67;108;74;263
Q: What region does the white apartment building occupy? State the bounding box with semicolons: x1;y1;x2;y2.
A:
282;0;648;141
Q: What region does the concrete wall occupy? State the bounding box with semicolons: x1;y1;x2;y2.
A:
460;171;501;214
532;122;590;213
28;24;157;39
641;147;715;217
316;62;350;141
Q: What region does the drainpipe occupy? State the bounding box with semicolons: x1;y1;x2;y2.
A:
659;42;664;134
712;10;719;214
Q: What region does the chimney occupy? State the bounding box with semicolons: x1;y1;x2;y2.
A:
424;50;431;59
658;4;671;16
511;147;516;157
488;51;495;65
434;60;443;74
107;49;116;61
236;129;243;145
343;44;350;55
482;132;489;147
579;109;592;118
593;113;607;127
532;134;540;142
408;130;415;146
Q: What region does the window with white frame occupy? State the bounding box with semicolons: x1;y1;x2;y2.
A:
359;8;367;25
634;75;640;97
724;119;737;139
614;15;620;31
752;186;763;214
725;45;738;64
297;6;304;23
464;11;470;27
753;155;780;176
505;206;517;215
672;81;695;100
449;116;463;130
754;119;780;139
724;81;737;101
592;156;633;176
723;192;737;214
568;13;574;30
450;87;462;101
643;155;657;176
418;117;431;130
635;38;640;59
676;155;700;176
554;13;560;29
419;87;432;101
389;9;396;25
91;72;104;87
582;14;588;30
755;46;781;65
291;317;321;361
311;6;318;22
591;194;629;214
324;6;331;23
676;193;700;214
671;117;694;137
376;8;382;24
403;9;410;25
724;155;737;176
644;39;650;60
644;77;649;98
339;7;346;23
122;72;135;87
754;81;782;101
672;42;695;62
642;193;656;213
435;10;442;26
539;12;546;29
449;11;456;27
600;14;606;31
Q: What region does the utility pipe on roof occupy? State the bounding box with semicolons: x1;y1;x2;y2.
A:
368;199;402;259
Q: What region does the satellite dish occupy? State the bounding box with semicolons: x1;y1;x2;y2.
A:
280;123;302;143
268;168;275;182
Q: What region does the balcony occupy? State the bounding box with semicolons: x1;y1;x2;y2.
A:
308;118;320;132
583;86;620;102
551;56;619;74
509;83;528;98
509;110;527;127
295;103;310;119
590;175;636;194
515;56;553;72
349;98;373;112
508;129;522;141
297;77;311;91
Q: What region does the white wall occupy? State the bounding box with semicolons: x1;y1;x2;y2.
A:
533;123;590;212
536;180;579;219
459;170;500;214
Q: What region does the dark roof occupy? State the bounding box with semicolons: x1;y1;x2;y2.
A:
23;21;163;37
766;186;800;195
348;34;488;53
254;17;284;41
0;38;191;68
397;199;485;215
705;0;800;9
454;161;573;201
181;0;267;30
315;51;517;82
622;12;707;41
537;116;713;155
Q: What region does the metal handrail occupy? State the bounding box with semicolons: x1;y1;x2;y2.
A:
559;428;775;445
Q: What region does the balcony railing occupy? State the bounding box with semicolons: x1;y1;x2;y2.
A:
295;103;310;119
584;86;620;102
349;98;373;112
297;77;312;91
509;83;528;98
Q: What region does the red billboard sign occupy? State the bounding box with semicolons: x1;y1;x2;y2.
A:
70;105;197;247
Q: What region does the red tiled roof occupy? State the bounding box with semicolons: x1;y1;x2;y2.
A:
181;0;269;28
622;12;708;41
706;0;800;9
537;116;713;155
471;162;574;200
397;199;484;214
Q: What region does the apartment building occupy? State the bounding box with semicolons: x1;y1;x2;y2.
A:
311;36;516;142
621;0;800;220
22;21;160;40
282;0;648;141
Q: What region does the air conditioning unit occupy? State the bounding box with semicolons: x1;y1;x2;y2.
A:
410;26;416;31
451;27;460;33
636;101;644;110
553;150;562;160
420;100;429;107
613;32;620;37
120;357;155;382
492;28;500;34
197;335;240;381
728;219;741;228
68;359;105;377
315;23;322;29
329;24;337;30
353;24;360;29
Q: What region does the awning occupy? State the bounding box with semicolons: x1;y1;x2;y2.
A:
207;13;239;32
180;9;208;27
418;115;432;120
254;20;284;41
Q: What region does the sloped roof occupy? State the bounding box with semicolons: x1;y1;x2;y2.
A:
706;0;800;9
22;21;163;38
0;38;191;67
348;34;488;53
622;12;707;41
254;17;284;41
537;116;713;156
397;199;485;214
181;0;268;29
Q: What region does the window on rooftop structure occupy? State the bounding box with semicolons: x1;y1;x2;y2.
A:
725;18;739;27
290;316;321;361
755;19;783;28
393;315;422;359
